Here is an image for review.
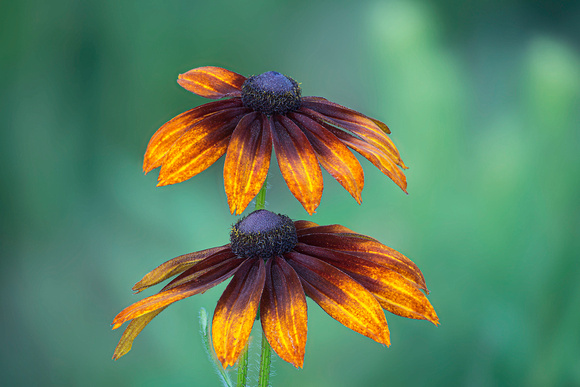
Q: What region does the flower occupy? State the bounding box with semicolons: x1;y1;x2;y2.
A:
112;210;438;368
144;66;408;215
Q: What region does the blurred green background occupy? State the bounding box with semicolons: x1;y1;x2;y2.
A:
2;0;579;386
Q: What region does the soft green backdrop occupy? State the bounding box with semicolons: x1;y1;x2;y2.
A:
1;0;579;386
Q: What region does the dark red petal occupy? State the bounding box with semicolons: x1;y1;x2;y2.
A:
293;243;438;324
157;107;250;186
164;249;239;290
213;258;266;368
286;252;390;345
270;115;323;215
177;66;246;99
289;112;364;203
112;255;244;329
296;224;358;237
297;233;426;290
143;99;244;173
294;220;319;231
260;257;308;368
299;104;405;168
224;113;273;215
132;245;231;293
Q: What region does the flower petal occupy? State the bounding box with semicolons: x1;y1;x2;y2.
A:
297;233;426;290
293;243;438;324
302;96;391;134
112;255;244;329
270;115;323;215
294;220;319;231
296;224;358;237
112;307;167;360
290;112;364;203
212;258;266;368
260;257;308;368
321;125;407;192
286;252;390;345
132;245;230;293
177;66;246;99
157;107;249;186
224;113;273;215
143;99;244;173
299;103;405;168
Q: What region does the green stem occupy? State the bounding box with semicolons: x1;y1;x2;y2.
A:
258;329;272;387
235;177;269;386
236;342;249;387
254;176;268;210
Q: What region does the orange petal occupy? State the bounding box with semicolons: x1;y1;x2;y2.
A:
212;258;266;368
112;256;244;329
132;245;230;293
260;257;308;368
112;307;167;360
324;125;407;192
270;115;323;215
300;104;404;168
287;252;390;346
298;233;426;290
143;99;244;173
177;66;246;99
293;243;438;325
157;107;249;186
224;113;273;215
290;112;365;203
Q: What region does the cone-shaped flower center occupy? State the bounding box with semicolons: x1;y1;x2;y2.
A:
241;71;302;115
230;209;297;259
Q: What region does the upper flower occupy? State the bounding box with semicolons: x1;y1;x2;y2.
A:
143;66;408;215
112;210;437;369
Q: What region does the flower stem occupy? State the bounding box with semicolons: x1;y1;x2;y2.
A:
254;176;268;210
236;343;249;387
258;328;272;387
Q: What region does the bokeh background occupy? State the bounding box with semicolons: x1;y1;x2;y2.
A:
2;0;579;386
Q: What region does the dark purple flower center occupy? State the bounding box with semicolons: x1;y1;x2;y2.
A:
230;210;297;259
241;71;302;115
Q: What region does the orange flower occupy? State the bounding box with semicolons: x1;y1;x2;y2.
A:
112;210;437;368
144;66;408;215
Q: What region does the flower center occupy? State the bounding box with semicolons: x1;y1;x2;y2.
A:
230;209;297;259
241;71;302;115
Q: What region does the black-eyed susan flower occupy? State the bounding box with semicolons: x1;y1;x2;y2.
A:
112;210;437;368
144;66;408;215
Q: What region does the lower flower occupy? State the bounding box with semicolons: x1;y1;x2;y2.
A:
112;210;438;368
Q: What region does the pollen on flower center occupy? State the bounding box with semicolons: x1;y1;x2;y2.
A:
241;71;302;115
230;209;297;259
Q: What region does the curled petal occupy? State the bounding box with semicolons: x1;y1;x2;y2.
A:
143;99;243;173
177;66;246;99
112;307;167;360
112;256;244;329
293;243;438;324
296;224;358;237
212;258;266;368
132;245;230;293
287;252;390;346
261;257;308;368
293;220;319;231
298;233;426;290
157;107;249;186
224;113;272;215
271;116;323;215
300;104;404;168
320;124;407;192
290;112;364;203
